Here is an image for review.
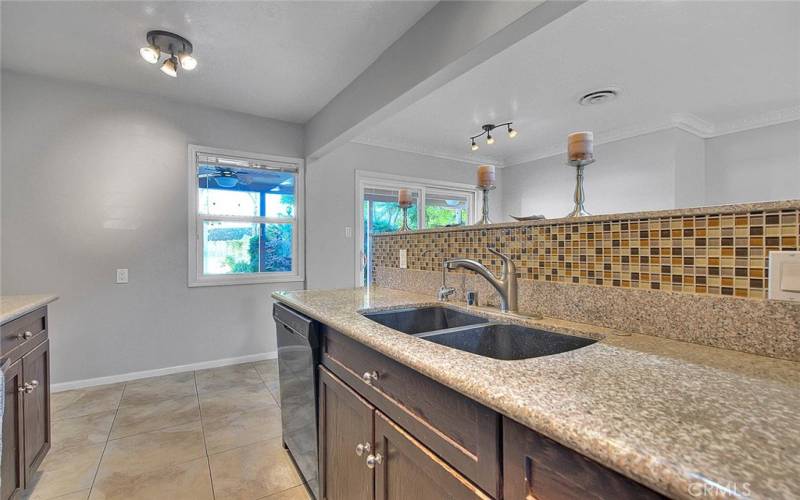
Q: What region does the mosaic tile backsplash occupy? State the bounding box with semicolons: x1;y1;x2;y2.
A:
372;203;800;300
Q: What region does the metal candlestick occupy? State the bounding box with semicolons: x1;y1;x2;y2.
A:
566;157;595;217
475;185;496;225
398;200;412;231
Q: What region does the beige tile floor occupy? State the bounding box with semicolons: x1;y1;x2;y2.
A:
27;360;312;500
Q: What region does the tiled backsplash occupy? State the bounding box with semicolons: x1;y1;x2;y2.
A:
372;201;800;300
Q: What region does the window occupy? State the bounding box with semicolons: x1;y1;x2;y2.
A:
356;171;479;285
188;145;304;286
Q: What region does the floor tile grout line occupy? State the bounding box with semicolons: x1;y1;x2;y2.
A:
196;370;217;500
86;381;127;498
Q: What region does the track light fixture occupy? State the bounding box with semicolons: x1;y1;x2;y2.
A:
140;30;197;77
469;122;517;150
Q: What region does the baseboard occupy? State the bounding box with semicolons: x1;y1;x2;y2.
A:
50;351;278;393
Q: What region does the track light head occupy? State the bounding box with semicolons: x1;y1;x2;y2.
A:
508;125;517;138
486;133;495;145
140;45;160;64
179;52;197;70
471;139;479;151
160;56;178;77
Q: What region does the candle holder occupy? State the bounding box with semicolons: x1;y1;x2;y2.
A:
398;200;413;231
565;157;595;217
474;184;496;225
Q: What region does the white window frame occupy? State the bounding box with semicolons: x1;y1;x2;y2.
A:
188;144;305;287
355;170;481;286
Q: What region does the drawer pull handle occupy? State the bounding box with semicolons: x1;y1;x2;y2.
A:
362;371;379;385
21;382;34;394
355;442;371;457
16;331;33;340
366;453;383;469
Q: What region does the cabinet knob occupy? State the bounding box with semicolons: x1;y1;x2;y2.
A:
362;371;379;385
355;442;371;457
16;331;33;340
365;453;383;469
21;382;34;394
30;380;39;389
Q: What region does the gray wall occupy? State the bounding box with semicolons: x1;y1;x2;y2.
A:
705;120;800;205
1;71;305;384
306;142;503;290
502;125;800;219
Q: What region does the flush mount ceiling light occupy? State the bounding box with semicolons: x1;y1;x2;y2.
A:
579;88;619;106
469;122;517;151
140;30;197;77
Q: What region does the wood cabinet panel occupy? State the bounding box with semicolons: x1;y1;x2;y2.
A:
503;417;665;500
1;360;24;500
0;308;46;361
22;340;50;479
319;366;374;500
322;327;500;498
374;411;489;500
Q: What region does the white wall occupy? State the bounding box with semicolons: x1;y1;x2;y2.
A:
1;71;305;384
502;124;800;219
705;120;800;205
306;142;503;290
502;129;678;219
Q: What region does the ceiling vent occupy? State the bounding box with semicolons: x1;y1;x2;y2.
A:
579;89;619;106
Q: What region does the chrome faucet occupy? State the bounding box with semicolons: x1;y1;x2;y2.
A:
437;258;456;301
444;247;518;313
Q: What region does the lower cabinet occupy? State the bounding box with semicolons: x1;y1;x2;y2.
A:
319;366;488;500
1;307;52;500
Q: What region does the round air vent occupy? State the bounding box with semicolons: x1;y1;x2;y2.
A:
579;89;619;106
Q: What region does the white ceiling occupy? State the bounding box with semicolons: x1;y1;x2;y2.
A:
355;1;800;166
1;1;435;123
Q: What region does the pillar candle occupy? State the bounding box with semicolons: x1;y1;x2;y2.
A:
568;131;594;161
477;165;496;187
398;188;413;205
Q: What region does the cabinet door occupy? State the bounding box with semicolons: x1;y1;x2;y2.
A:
22;340;50;479
318;366;374;500
1;359;24;500
374;411;490;500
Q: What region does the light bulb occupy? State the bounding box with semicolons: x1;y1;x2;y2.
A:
471;140;479;151
160;56;178;77
486;134;495;145
140;45;160;64
179;52;197;70
508;126;517;138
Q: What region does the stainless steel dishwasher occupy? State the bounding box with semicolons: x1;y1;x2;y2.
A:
273;302;319;499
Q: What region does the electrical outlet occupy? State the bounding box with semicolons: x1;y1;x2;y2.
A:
116;268;129;284
399;249;407;269
345;226;352;238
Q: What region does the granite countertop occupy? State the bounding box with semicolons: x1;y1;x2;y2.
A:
272;286;800;500
0;294;59;324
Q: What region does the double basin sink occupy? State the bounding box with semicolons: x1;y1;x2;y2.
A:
362;306;596;361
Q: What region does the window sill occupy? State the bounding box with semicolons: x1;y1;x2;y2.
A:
188;274;305;288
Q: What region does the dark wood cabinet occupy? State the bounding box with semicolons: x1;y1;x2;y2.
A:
1;360;25;500
0;308;52;500
319;366;374;500
22;340;50;479
503;417;664;500
374;411;490;500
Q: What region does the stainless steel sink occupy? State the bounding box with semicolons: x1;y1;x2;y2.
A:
419;323;597;360
361;306;489;335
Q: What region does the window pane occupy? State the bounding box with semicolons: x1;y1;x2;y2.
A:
202;221;293;275
198;164;295;218
425;191;469;228
364;187;419;233
203;221;259;274
261;223;293;272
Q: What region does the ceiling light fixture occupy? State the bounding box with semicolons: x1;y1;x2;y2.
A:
140;30;197;77
469;122;517;150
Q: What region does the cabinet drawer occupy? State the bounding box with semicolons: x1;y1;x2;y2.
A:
1;308;47;359
503;417;665;500
321;327;500;498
